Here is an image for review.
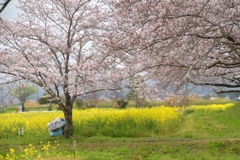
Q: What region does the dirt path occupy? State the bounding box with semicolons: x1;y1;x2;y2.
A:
68;137;240;151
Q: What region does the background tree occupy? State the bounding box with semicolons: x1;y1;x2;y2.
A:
10;83;37;111
0;0;130;138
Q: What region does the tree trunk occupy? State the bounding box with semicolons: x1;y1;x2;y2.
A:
21;102;25;112
63;107;73;138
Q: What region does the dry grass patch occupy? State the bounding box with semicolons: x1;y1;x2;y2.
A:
25;100;40;107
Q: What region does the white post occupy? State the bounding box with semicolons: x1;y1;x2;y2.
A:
73;140;76;158
19;127;24;135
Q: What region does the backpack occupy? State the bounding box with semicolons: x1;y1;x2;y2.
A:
47;118;63;131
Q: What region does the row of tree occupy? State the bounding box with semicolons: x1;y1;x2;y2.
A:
10;83;148;111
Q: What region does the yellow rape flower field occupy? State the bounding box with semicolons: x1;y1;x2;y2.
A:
0;103;234;139
0;103;237;159
0;107;182;139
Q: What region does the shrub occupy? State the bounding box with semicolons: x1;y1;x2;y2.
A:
116;99;128;109
38;94;65;110
38;94;55;111
38;95;49;105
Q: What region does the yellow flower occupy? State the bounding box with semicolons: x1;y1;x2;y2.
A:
9;148;15;155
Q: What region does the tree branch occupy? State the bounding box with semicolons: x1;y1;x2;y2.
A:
0;0;11;13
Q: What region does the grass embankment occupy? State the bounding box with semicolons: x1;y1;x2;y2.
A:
175;102;240;139
1;101;240;159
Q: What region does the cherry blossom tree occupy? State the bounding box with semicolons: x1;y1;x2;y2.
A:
2;0;240;138
0;0;130;138
102;0;240;96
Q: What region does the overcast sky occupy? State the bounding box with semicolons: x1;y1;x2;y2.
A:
0;0;20;20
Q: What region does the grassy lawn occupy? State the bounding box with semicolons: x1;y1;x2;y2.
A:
1;135;240;159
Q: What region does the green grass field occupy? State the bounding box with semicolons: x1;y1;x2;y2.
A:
1;100;240;159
